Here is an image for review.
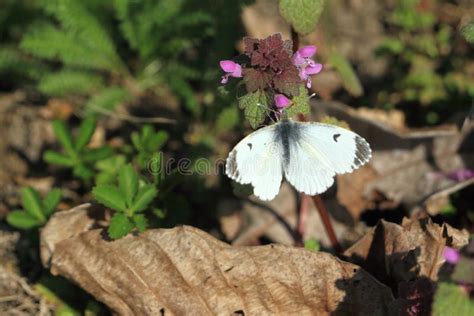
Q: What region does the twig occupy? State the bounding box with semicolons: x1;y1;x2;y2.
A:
312;195;342;253
284;28;342;252
295;194;310;246
291;27;300;53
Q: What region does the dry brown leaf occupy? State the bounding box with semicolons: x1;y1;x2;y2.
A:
313;100;473;214
343;215;469;290
41;206;400;315
415;178;474;215
223;184;362;248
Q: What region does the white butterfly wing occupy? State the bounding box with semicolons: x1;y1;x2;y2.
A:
226;125;283;200
284;122;371;196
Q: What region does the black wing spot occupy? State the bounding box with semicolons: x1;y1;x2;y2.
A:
247;143;252;150
333;134;341;142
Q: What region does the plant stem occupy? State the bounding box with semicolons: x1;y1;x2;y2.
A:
291;27;340;252
295;194;310;246
312;195;342;253
291;28;299;52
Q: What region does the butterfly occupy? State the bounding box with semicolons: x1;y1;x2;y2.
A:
225;119;372;200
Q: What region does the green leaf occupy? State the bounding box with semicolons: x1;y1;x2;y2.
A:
42;188;61;217
238;90;269;129
73;164;94;180
304;239;320;252
279;0;326;35
82;147;113;163
52;120;76;157
433;282;474;315
215;106;239;132
118;164;138;207
107;213;134;240
43;150;75;166
95;155;127;173
286;85;310;118
7;211;41;229
328;51;363;97
131;131;142;152
148;131;169;150
84;86;131;115
38;70;103;97
95;155;127;185
21;187;46;222
0;47;46;81
132;214;148;232
461;21;474;44
131;184;157;213
92;185;127;212
75;117;96;151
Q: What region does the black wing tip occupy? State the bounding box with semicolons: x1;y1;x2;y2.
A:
225;149;239;180
353;135;372;168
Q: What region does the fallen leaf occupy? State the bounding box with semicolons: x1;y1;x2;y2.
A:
42;205;399;315
343;215;469;291
313;100;474;214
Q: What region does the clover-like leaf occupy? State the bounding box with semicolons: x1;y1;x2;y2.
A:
279;0;326;35
108;213;134;240
238;90;269;129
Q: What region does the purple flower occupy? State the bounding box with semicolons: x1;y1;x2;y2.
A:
443;247;460;265
219;60;242;84
274;94;291;109
447;169;474;182
292;45;322;88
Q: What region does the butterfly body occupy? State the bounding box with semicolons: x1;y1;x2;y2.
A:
226;120;371;200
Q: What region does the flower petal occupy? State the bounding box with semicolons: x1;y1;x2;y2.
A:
220;75;229;84
231;63;242;77
304;63;323;75
274;94;291;109
220;60;238;73
298;45;317;58
292;52;305;66
443;247;460;264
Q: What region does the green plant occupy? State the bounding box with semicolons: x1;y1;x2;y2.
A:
304;238;320;252
43;117;113;181
279;0;326;35
92;164;157;239
131;125;169;170
374;0;474;125
17;0;213;116
7;187;61;229
94;155;128;185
